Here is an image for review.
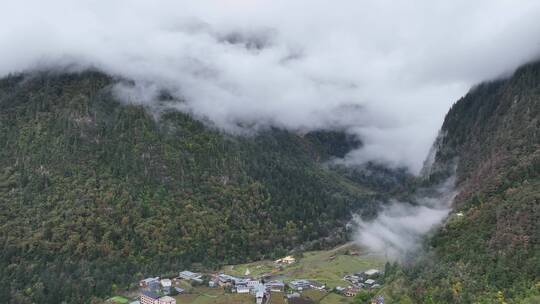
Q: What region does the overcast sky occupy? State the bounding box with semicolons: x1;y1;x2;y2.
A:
2;0;540;172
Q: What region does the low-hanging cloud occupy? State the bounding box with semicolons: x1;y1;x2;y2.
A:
2;0;540;172
354;175;457;260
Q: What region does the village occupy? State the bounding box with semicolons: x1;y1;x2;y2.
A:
107;245;386;304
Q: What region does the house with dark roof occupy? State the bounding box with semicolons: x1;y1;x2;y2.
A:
140;291;159;304
265;280;285;292
139;277;160;288
288;279;312;291
288;279;325;291
178;270;203;283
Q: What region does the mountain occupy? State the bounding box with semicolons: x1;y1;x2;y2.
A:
2;61;539;304
386;62;540;303
0;71;396;303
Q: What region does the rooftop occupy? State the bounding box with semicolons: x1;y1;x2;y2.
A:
255;284;266;297
158;296;176;303
236;286;250;292
142;290;160;299
275;255;296;263
179;271;202;279
290;279;310;285
364;269;380;276
141;277;159;283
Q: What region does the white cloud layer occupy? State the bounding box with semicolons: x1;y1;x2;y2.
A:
2;0;540;172
354;175;457;259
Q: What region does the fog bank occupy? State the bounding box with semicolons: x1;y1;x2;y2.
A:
354;176;457;259
2;1;540;172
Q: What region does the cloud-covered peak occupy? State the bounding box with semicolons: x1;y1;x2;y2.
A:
2;0;540;172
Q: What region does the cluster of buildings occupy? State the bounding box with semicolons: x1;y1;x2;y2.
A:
137;270;289;304
139;277;175;293
210;273;287;303
139;277;180;293
210;273;331;304
287;279;325;291
132;264;382;304
212;273;284;291
336;268;382;298
132;255;299;304
136;270;206;304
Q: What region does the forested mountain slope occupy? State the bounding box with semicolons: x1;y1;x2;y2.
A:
389;62;540;303
0;71;384;303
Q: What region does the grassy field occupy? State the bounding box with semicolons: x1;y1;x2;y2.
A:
174;289;352;304
107;295;129;304
319;293;355;304
174;288;292;304
168;243;384;303
223;243;385;288
267;292;287;304
174;287;252;304
300;290;356;304
223;260;276;278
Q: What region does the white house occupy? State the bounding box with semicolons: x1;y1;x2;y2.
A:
160;279;172;288
275;255;296;264
364;269;380;277
139;277;160;288
254;284;266;304
365;279;376;286
160;278;172;294
237;286;250;294
247;280;260;288
158;296;176;304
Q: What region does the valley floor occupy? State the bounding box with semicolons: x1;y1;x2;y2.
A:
222;242;385;289
108;243;386;304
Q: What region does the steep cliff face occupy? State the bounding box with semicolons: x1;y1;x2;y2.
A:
397;62;540;303
430;61;540;195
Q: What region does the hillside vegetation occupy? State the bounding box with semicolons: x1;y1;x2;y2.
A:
0;72;384;303
2;61;539;304
386;62;540;303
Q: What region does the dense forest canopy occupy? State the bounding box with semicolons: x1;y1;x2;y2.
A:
1;61;539;304
0;71;400;303
384;61;540;303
